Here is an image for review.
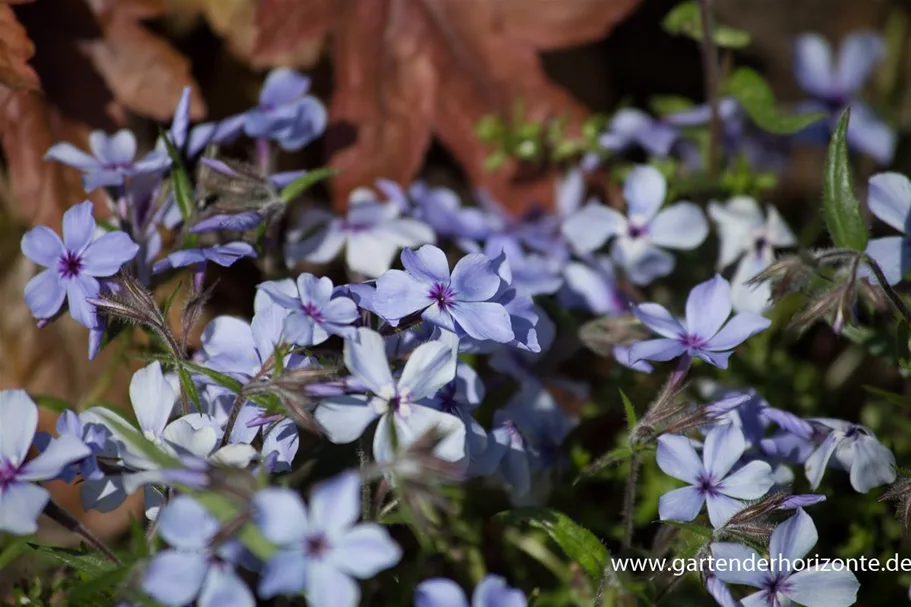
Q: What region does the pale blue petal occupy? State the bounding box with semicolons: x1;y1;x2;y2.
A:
130;362;177;437
769;509;817;563
836;31;884;94
624;165;666;222
297;273;333;308
473;575;526;607
314;396;379;444
706;493;746;528
449;301;514;343
717;460;774;500
450;253;501;301
685;274;731;339
21;225;64;267
81;231;139;276
0;482;48;535
849;436;896;492
786;568;860;607
401;245;451;284
693;349;733;369
18;435;90;482
656;433;704;483
158;495;219;549
65;273;100;328
611;239;675;285
705;313;771;351
257;280;301;310
864;236;907;286
847;102;896;165
44;142;100;170
628;338;686;364
867;172;911;233
306;561;359;607
143;550;208;606
561;204;626;254
260;68;311;106
658;486;705;522
309;470;360;538
24;269;66;320
703;423;746;478
374;269;432;320
648;202;708;250
711;542;766;587
253;488;309;546
805;433;838;489
415;578;469;607
343;328;394;394
794;33;835;98
197;565;256;607
62;201;96;252
258;552;308;598
398;340;457;401
284;313;317;346
321;297;359;324
331;523;402;577
632;302;683;338
191;212;263;233
394;406;466;463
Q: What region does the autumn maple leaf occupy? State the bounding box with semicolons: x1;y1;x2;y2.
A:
252;0;643;212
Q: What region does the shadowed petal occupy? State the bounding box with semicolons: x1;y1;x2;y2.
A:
685;274;731;339
561;204;626;254
624;165;667;222
415;578;469;607
805;433;838;489
632;303;683;338
450;253;501;301
649;203;708;250
18;435;91;482
849;437;896;493
344;328;394;394
847;102;896;165
794;33;835;98
258;552;307;598
253;488;309;546
143;550;208;606
864;236;908;286
401;245;451;284
450;301;514;343
628;338;686;364
24;269;66;320
314;396;379;444
44;143;100;170
769;509;817;563
158;495;219;550
836;31;884;94
0;482;49;536
332;523;402;577
65;274;100;328
394;406;466;463
399;340;457;400
309;470;360;538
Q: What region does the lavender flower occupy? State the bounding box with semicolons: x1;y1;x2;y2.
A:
143;495;254;607
629;274;771;369
285;187;435;278
374;245;514;343
597;108;679;158
561;165;708;285
258;274;358;346
45;129;170;192
712;509;859;606
33;410;111;483
708;197;796;313
805;419;896;493
862;172;911;285
314;328;466;465
415;575;527;607
657;424;774;528
254;471;402;604
0;390;91;535
794;31;895;164
153;242;257;274
419;363;488;466
244;68;327;151
21;201;139;327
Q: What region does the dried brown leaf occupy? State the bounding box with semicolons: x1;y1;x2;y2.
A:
253;0;643;212
0;3;39;91
79;16;206;122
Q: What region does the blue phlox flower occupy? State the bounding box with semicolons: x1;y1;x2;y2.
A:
419;362;488;466
244;68;327;151
153;241;257;274
410;182;491;243
143;495;255;607
708;196;797;313
45;129;170;192
253;471;402;605
657;423;775;528
805;418;896;493
793;30;894;164
33;409;111;483
415;574;527;607
258;273;359;346
711;509;859;607
629;274;771;369
21;201;140;328
284;187;435;278
597;108;679;158
314;328;467;465
0;390;92;535
374;245;515;344
561;165;708;285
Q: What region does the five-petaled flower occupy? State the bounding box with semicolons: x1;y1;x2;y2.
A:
258;274;359;346
254;470;402;605
629;274;771;369
561;165;708;285
415;575;527;607
712;508;859;607
374;245;514;343
657;423;775;528
21;201;139;328
0;390;91;535
45;129;170;192
805;418;896;493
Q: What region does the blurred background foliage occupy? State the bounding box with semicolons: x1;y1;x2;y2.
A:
4;0;911;604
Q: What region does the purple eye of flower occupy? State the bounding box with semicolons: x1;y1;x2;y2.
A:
301;302;323;322
696;473;718;496
304;533;329;557
627;224;647;238
0;459;18;487
680;333;706;349
754;235;768;254
58;251;84;279
428;283;455;309
340;220;371;234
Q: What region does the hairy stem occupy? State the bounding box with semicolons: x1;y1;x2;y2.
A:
698;0;720;178
359;436;372;520
622;450;641;549
863;253;911;323
43;501;121;565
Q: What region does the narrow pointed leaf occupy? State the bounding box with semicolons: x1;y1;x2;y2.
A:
279;167;339;202
823;108;869;250
724;67;827;134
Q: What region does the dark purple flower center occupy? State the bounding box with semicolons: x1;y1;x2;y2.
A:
0;459;19;488
305;533;329;558
765;573;793;597
437;385;460;415
680;333;706;349
103;162;133;171
754;236;768;254
387;394;403;413
301;302;323;322
428;282;455;310
58;250;83;279
340;220;371;234
627;224;648;239
696;473;719;496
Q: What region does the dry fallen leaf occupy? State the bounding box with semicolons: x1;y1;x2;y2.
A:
0;2;40;91
79;14;206;122
253;0;643;212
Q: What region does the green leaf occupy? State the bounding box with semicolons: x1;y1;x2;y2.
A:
279;167;339;203
494;507;609;581
31;394;72;414
862;385;911;408
619;389;637;431
823;108;869;250
724;68;827;134
159;130;195;223
661;519;714;538
67;565;132;604
649;95;695;117
168;358;245;394
177;365;202;413
24;544;117;576
662;1;752;49
0;535;31;569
